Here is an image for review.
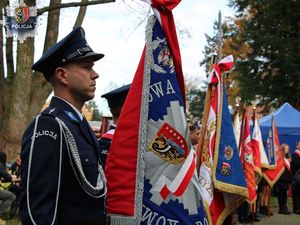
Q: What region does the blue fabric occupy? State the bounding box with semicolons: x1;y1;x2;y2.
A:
215;84;247;188
258;103;300;152
141;17;207;225
265;122;276;167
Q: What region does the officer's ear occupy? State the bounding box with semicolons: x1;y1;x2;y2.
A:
55;67;68;85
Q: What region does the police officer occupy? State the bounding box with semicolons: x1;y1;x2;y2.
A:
98;84;130;168
20;27;107;225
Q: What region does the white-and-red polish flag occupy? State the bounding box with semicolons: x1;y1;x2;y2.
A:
251;117;269;180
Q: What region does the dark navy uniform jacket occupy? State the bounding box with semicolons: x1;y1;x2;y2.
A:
98;125;116;169
20;97;106;225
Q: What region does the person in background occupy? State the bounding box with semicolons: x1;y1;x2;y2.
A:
291;141;300;214
8;152;22;198
0;151;18;225
188;124;201;149
9;152;21;178
237;201;250;223
258;178;273;216
276;144;291;214
20;27;107;225
98;84;130;168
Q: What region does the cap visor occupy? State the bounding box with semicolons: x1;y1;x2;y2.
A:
73;52;104;62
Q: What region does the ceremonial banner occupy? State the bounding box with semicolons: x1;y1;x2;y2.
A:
263;117;284;187
198;56;247;225
240;113;256;203
105;1;207;224
251;117;269;179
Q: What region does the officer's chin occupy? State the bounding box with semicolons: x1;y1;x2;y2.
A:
86;93;95;101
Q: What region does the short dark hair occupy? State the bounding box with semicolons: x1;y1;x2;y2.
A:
189;124;198;132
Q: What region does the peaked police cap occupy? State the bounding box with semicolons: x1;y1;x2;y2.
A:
32;27;104;81
101;84;131;108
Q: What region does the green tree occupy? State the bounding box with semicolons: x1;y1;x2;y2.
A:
228;0;300;109
185;76;207;123
186;88;206;123
0;0;114;159
200;18;242;108
85;100;102;121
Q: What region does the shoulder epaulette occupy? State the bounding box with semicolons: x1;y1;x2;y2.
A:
40;107;80;123
41;107;60;117
63;111;80;123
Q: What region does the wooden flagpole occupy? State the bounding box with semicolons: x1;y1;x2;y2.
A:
196;10;223;173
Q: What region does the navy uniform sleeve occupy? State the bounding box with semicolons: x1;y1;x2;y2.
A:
98;138;111;169
20;115;62;225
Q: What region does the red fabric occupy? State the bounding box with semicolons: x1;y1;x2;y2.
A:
160;155;195;199
174;162;195;196
105;48;146;216
210;191;226;224
210;64;220;84
101;132;114;140
154;0;186;108
219;60;234;71
205;56;236;225
240;113;257;203
151;0;181;11
209;56;234;85
251;119;262;174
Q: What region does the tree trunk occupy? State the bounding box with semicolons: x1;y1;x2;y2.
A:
2;38;35;160
0;0;116;161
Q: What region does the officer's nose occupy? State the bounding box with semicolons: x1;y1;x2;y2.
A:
91;70;99;80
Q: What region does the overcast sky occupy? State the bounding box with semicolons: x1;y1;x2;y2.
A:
33;0;234;115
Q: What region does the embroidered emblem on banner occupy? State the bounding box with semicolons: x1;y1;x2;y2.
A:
202;117;216;167
244;146;254;164
148;122;188;164
221;162;231;176
152;37;175;74
224;145;234;160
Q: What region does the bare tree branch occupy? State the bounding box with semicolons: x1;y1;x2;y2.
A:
74;0;89;29
38;0;115;16
43;0;61;53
